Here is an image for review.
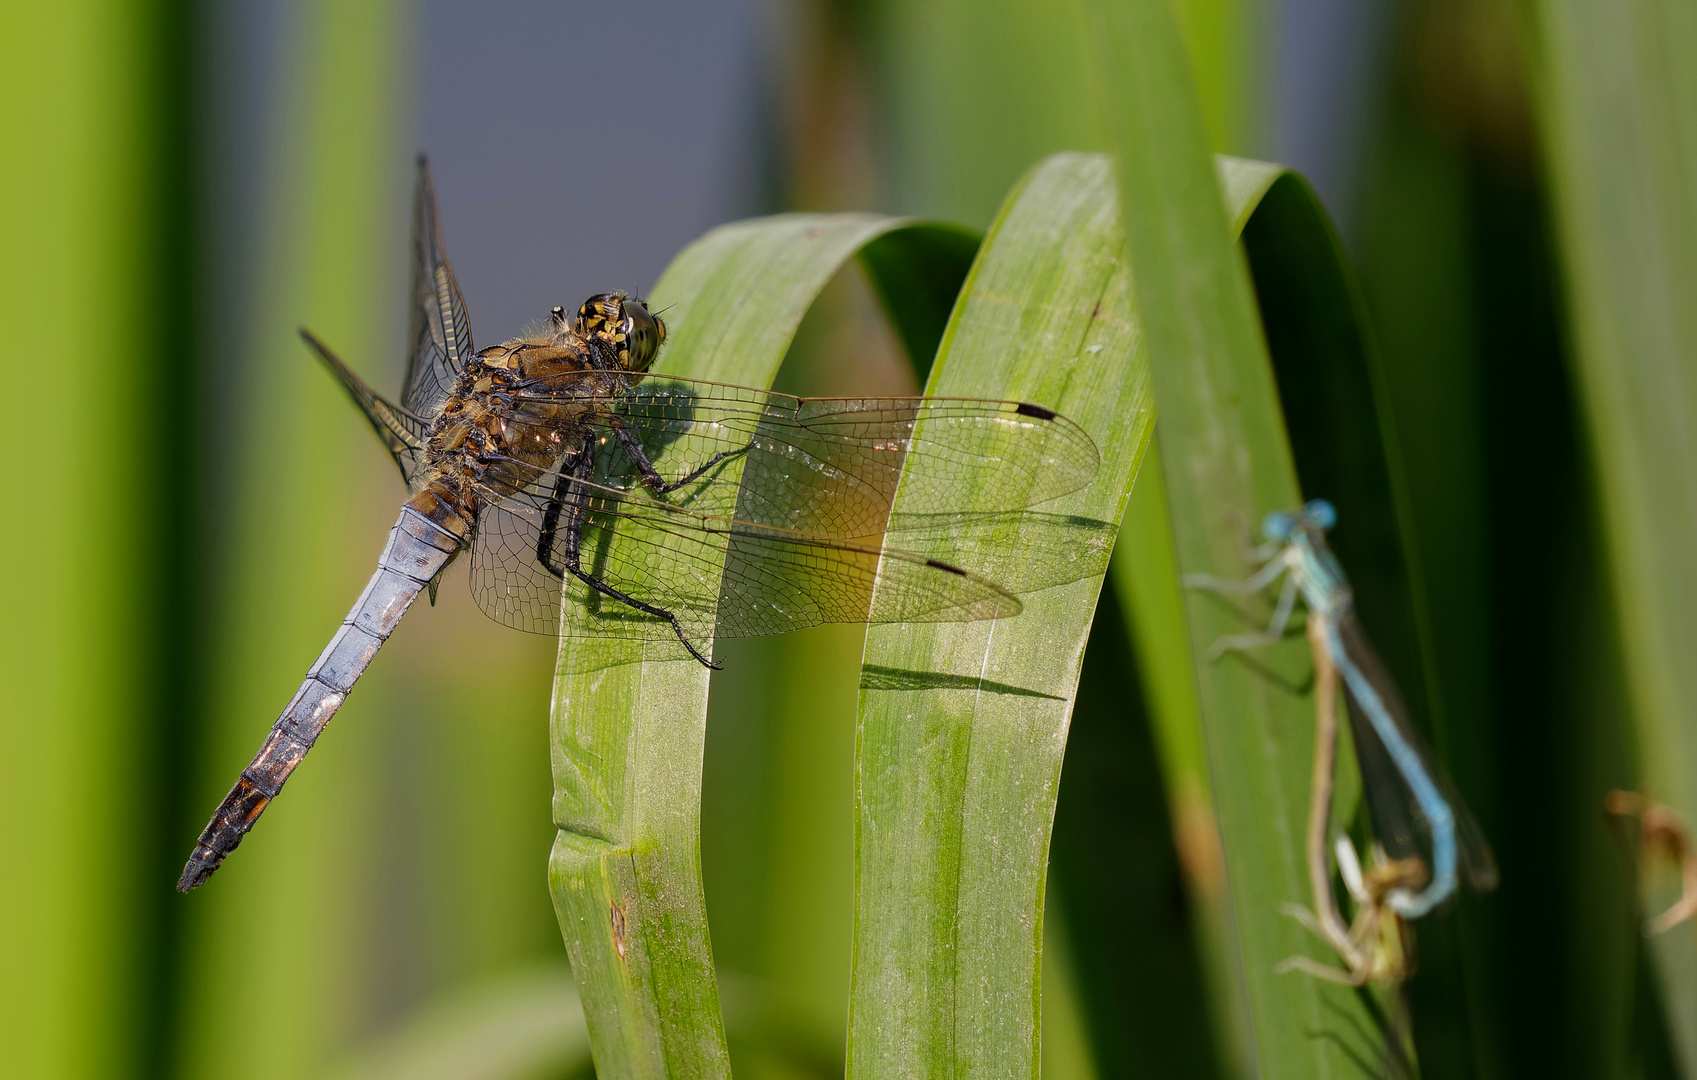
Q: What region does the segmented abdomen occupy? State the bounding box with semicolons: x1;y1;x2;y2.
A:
177;506;460;891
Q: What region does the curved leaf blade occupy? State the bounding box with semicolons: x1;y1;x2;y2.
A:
547;212;974;1077
1088;1;1416;1073
849;152;1151;1077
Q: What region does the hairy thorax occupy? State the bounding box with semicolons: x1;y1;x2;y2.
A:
403;328;618;543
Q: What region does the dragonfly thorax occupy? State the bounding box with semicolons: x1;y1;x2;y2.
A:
407;334;610;535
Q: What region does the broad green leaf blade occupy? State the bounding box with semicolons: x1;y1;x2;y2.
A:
1088;2;1410;1073
849;152;1150;1077
1089;156;1457;1078
1051;573;1227;1079
1528;0;1697;1065
697;234;981;1065
547;212;966;1077
1048;158;1295;1080
1073;159;1309;1080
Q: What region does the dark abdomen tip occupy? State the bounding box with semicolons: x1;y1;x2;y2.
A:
177;848;220;892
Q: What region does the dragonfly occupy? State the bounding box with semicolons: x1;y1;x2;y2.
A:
1186;500;1496;950
177;157;1100;892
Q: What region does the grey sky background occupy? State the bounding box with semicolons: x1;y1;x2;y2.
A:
417;0;765;340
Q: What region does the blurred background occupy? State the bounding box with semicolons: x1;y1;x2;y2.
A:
2;0;1686;1076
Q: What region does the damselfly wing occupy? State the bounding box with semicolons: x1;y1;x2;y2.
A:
1333;611;1498;897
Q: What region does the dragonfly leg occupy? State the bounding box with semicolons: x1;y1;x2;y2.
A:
608;417;753;494
536;451;720;669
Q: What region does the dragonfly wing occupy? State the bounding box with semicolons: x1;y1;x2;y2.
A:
496;375;1101;540
467;495;570;638
402;156;474;419
466;458;1020;657
878;509;1116;598
1335;611;1499;892
300;329;429;485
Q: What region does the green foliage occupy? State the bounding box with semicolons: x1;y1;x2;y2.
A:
1087;0;1416;1072
15;1;1697;1078
0;1;185;1075
1527;0;1697;1066
545;137;1455;1076
849;153;1147;1077
546;214;973;1076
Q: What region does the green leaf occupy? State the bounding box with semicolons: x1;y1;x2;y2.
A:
858;223;983;381
1071;156;1459;1077
1087;0;1419;1072
547;213;975;1077
0;2;191;1076
1527;0;1697;1065
329;968;591;1080
848;152;1149;1076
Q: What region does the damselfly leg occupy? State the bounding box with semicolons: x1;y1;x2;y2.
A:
1182;530;1307;660
1278;836;1423;986
1184;500;1494;976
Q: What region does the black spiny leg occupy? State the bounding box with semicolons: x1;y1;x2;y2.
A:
537;438;720;669
606;416;753;494
579;341;753;493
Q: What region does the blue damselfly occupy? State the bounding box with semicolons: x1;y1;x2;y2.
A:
1186;500;1496;934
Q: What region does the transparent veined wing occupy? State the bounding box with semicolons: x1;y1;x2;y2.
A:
491;374;1102;541
403;156;474;419
464;453;1021;661
1335;611;1499;895
300;330;430;486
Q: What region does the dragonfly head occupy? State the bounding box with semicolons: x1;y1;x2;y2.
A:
1262;499;1336;542
575;291;666;373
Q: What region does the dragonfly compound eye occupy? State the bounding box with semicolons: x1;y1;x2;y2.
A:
621;300;663;372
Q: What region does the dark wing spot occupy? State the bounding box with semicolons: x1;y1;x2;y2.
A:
1014;402;1057;421
925;559;969;577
